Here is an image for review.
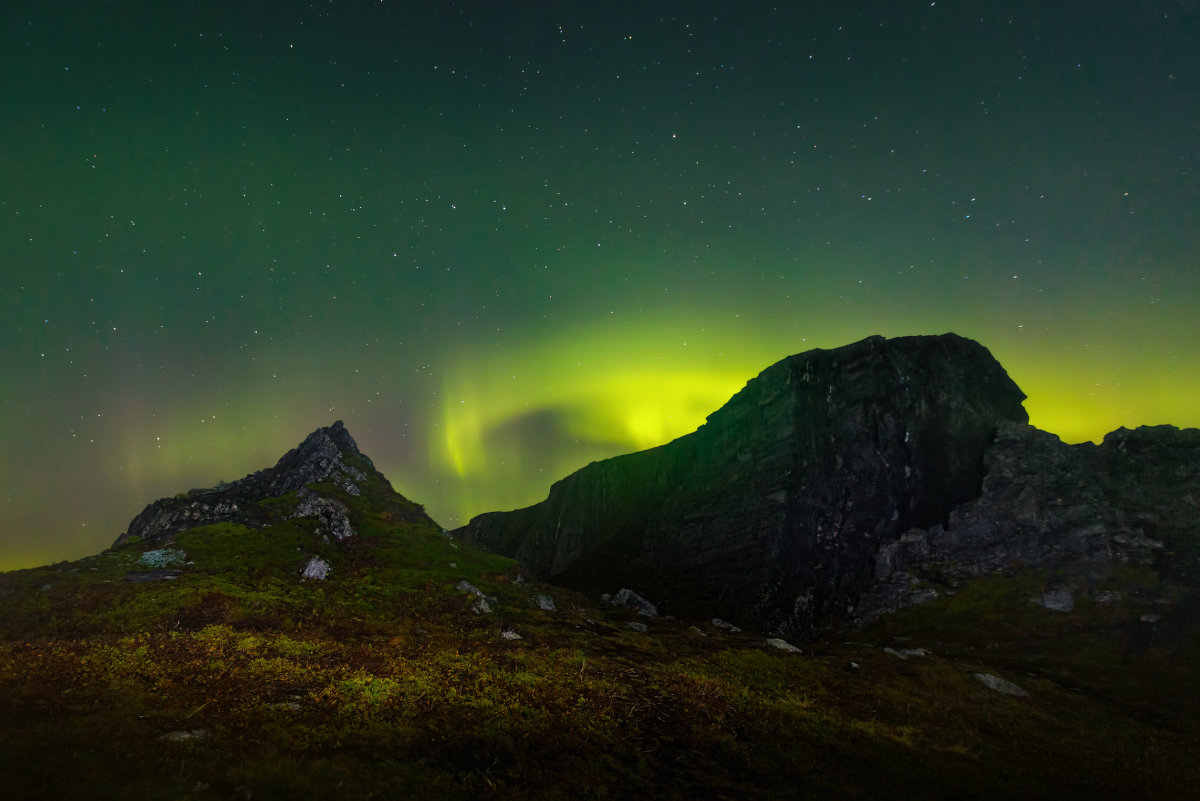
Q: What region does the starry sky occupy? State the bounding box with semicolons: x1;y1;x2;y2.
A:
2;1;1197;570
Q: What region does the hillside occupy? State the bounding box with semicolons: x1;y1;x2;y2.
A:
2;353;1198;799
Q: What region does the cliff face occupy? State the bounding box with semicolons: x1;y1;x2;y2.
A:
455;334;1030;635
857;422;1200;621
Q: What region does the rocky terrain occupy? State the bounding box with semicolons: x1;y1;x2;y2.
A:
0;335;1196;800
858;421;1200;622
115;420;436;547
454;334;1200;639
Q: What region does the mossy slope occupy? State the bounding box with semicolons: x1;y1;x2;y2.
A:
1;474;1196;800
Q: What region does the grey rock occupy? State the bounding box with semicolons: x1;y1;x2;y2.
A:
627;621;648;633
455;334;1027;637
611;588;658;616
973;673;1029;697
500;627;523;640
138;548;188;567
456;580;497;614
161;729;208;743
301;556;330;580
766;637;802;653
711;618;742;633
1034;585;1075;612
290;491;356;542
883;647;930;659
535;594;557;611
858;422;1200;623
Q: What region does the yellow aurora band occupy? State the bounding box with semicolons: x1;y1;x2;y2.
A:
441;365;746;476
433;319;1200;526
435;317;782;519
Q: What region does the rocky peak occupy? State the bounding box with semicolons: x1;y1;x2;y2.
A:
455;333;1030;636
262;420;370;498
113;421;389;546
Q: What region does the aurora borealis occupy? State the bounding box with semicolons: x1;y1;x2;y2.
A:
2;1;1197;569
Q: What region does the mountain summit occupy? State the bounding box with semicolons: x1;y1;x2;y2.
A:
114;420;433;547
456;333;1030;634
454;333;1200;637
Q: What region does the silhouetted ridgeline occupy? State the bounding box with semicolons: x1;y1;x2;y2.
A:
455;333;1200;636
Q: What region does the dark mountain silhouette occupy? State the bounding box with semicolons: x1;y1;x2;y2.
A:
454;333;1200;636
1;342;1197;800
114;420;435;548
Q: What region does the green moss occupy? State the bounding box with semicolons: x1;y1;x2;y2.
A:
2;507;1197;799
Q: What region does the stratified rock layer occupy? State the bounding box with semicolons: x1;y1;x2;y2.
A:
113;421;431;546
857;422;1200;621
455;334;1029;635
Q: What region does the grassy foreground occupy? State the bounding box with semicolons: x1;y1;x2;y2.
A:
1;479;1196;799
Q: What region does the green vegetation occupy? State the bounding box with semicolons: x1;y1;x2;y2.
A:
1;482;1196;799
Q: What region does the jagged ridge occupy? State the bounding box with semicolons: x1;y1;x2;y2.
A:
113;420;432;546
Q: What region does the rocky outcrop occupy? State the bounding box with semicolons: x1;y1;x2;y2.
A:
455;334;1030;636
290;490;356;543
856;422;1200;622
262;420;369;498
113;421;428;546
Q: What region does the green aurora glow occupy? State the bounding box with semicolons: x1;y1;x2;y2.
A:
2;1;1197;569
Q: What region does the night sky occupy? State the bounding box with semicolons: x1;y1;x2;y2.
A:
3;1;1198;569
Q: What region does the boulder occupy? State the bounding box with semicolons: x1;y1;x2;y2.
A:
456;580;497;614
973;673;1028;697
301;556;331;580
160;729;208;743
610;588;658;617
1034;585;1075;612
883;647;930;659
767;638;802;653
137;549;188;567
